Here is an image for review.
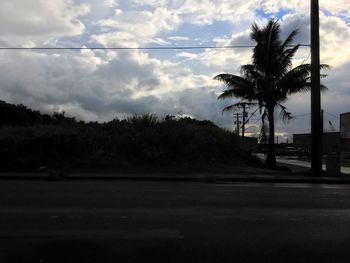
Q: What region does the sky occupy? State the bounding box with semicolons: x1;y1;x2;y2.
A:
0;0;350;141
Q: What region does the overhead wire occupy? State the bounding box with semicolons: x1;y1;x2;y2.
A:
324;110;340;119
0;44;310;51
293;113;311;118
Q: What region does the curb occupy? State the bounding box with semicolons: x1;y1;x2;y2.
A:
0;173;350;184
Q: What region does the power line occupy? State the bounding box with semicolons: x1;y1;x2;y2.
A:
0;44;310;51
324;110;339;119
250;118;261;125
293;113;311;118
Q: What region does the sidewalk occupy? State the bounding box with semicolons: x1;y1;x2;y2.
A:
0;153;348;184
0;167;349;184
274;156;350;174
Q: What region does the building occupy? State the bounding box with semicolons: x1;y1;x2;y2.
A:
293;112;350;165
293;132;340;154
340;112;350;164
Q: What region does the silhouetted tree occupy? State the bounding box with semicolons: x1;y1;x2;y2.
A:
215;20;328;168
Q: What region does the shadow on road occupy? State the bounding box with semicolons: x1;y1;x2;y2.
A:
3;237;350;263
3;238;184;263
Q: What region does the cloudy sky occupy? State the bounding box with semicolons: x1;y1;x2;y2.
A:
0;0;349;141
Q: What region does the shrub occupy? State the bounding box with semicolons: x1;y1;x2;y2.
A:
0;102;241;171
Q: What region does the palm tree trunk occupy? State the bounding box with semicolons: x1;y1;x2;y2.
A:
265;107;277;168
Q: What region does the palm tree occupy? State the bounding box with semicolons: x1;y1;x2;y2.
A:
215;20;327;168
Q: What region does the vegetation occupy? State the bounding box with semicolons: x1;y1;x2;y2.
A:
0;100;77;127
215;20;328;168
0;100;245;172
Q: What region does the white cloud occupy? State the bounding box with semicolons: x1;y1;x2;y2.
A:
167;36;190;41
177;52;199;59
319;13;350;66
0;0;89;46
93;7;180;47
279;12;350;66
0;0;349;138
104;0;118;7
261;0;350;17
128;0;260;25
0;49;160;118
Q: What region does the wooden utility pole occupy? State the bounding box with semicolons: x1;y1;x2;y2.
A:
311;0;322;173
321;109;324;133
242;103;247;138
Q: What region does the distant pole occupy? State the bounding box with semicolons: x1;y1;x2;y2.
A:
242;103;246;138
311;0;322;173
321;109;324;132
236;113;240;136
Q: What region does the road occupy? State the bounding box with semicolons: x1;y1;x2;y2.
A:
256;153;350;174
1;180;350;262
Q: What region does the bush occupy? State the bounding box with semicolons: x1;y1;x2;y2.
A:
0;101;241;171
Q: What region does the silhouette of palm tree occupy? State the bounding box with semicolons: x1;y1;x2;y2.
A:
215;20;328;168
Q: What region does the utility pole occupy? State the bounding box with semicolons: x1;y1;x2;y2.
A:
233;102;250;137
321;109;324;132
242;103;247;138
234;113;242;135
311;0;322;173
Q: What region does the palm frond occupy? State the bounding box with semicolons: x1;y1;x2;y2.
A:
279;45;300;73
217;89;238;100
215;74;256;100
281;29;299;50
320;64;331;71
277;104;293;123
278;63;330;97
218;88;258;101
214;74;254;89
259;109;269;143
302;82;328;91
250;23;261;42
221;102;244;113
252;21;283;76
320;83;328;90
240;64;263;82
264;20;281;47
277;64;312;96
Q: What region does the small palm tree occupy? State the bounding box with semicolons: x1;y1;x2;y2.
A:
215;20;328;168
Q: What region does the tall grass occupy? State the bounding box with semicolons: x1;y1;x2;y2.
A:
0;101;241;171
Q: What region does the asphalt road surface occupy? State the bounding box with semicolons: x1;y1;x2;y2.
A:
1;180;350;262
256;153;350;174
